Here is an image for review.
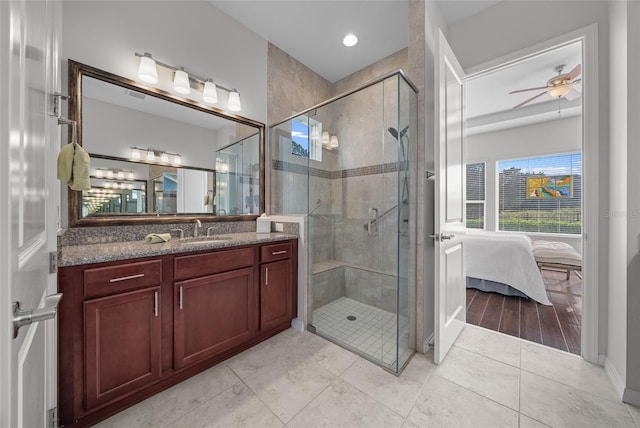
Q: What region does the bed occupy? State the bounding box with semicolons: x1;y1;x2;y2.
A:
465;233;552;305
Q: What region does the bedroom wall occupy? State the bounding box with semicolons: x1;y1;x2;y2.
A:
447;0;610;362
465;116;582;253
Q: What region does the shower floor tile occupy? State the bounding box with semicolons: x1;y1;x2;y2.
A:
312;297;411;367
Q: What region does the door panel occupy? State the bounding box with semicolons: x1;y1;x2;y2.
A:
1;1;61;426
260;259;292;331
434;29;467;364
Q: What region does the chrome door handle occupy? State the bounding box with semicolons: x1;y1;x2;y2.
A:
429;233;456;241
12;293;63;339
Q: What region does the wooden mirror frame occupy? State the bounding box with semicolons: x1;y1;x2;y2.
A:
67;60;265;227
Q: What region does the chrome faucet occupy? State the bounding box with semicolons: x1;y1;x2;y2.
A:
193;219;202;238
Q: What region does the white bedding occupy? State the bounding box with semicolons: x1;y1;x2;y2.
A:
465;233;551;305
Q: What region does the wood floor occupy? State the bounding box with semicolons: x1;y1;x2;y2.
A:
466;269;582;354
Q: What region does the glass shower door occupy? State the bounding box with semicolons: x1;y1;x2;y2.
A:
308;80;393;369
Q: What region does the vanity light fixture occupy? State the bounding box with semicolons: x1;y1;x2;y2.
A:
330;135;339;148
127;171;135;180
106;170;114;179
134;52;242;112
228;89;242;112
173;67;191;95
321;131;330;146
203;80;218;104
130;146;182;166
95;169;104;178
116;171;125;180
137;53;158;84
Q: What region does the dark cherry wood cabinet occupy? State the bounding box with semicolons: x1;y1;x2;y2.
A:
84;287;161;408
174;267;256;368
58;239;297;428
261;260;292;331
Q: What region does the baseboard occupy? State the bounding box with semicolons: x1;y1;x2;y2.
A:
623;387;640;407
604;357;625;399
291;317;305;332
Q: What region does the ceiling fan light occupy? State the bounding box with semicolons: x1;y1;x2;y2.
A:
548;84;571;98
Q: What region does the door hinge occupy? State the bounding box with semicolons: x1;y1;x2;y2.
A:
48;407;58;428
49;252;58;274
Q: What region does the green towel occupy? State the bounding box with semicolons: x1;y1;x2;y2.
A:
57;143;91;191
145;233;172;244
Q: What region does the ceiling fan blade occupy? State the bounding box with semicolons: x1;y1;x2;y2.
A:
570;78;582;85
512;90;548;109
563;87;581;101
509;86;549;94
566;64;581;80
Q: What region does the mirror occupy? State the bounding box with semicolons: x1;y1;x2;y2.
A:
215;134;260;216
68;60;265;226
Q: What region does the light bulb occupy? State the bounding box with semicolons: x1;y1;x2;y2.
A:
127;184;133;190
138;53;158;84
147;150;155;161
228;89;241;111
104;182;111;188
343;34;358;47
127;171;134;180
548;84;571;98
173;67;191;95
161;152;169;163
173;154;182;165
117;171;124;180
330;135;339;148
203;80;218;104
106;170;114;179
321;131;330;146
95;169;104;178
131;148;141;159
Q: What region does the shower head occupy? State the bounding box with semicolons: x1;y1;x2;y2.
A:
387;125;409;140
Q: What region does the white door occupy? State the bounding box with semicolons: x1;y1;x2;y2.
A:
433;29;467;364
0;1;62;427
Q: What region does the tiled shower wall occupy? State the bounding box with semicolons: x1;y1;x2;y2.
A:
268;43;412;317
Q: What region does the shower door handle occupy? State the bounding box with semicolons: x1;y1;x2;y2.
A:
368;208;379;237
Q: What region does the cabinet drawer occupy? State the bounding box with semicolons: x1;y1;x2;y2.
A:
84;260;162;298
174;247;254;280
260;242;292;263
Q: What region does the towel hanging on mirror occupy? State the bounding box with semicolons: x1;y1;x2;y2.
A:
57;143;91;191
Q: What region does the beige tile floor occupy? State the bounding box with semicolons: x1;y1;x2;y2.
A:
96;324;640;428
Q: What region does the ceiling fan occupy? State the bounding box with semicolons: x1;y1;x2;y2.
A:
509;64;582;109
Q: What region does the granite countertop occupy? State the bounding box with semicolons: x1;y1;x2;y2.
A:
59;232;298;267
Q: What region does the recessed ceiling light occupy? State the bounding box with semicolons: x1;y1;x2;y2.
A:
343;34;358;47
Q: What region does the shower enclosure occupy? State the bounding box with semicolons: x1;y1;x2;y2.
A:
270;71;417;373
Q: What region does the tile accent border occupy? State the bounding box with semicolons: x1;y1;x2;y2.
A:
272;159;405;179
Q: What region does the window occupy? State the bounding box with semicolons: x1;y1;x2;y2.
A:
498;153;581;234
291;117;322;162
466;162;485;229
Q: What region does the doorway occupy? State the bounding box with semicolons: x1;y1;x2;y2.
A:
458;26;599;361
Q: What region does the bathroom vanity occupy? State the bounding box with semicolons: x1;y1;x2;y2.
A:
57;234;297;427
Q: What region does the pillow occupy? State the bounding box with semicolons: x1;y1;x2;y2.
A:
531;240;582;265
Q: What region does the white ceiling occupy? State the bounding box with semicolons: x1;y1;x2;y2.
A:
466;41;582;133
209;0;581;132
211;0;410;83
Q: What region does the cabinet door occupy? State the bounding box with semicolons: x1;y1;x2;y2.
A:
174;267;255;369
84;287;161;409
260;259;292;331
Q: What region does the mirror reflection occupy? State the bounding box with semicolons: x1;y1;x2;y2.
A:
215;133;260;215
84;155;215;216
69;60;265;225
